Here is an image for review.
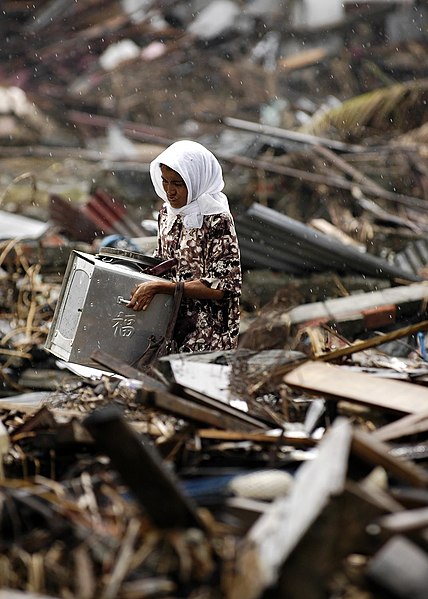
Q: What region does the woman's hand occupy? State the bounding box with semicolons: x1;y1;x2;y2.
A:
127;281;162;311
127;279;224;312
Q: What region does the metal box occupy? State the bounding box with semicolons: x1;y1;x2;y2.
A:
45;249;174;369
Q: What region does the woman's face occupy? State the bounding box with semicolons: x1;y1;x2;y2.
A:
160;164;188;209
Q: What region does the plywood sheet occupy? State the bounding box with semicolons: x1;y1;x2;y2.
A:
284;361;428;414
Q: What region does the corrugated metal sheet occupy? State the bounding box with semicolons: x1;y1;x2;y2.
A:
50;188;145;243
236;203;422;282
393;239;428;276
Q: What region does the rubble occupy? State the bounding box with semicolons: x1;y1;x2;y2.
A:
0;1;427;598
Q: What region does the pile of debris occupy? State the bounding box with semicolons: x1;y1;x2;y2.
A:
0;2;427;598
1;344;428;599
0;230;427;597
0;2;428;291
0;3;427;251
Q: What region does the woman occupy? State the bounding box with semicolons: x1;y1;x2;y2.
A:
128;140;242;353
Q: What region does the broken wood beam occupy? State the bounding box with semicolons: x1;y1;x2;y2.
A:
315;319;428;362
313;144;405;204
196;429;316;448
83;404;203;530
67;109;171;145
216;115;366;153
372;407;428;442
227;419;352;599
90;349;167;392
154;389;264;432
91;349;267;432
223;152;428;213
173;384;271;431
351;429;428;489
9;406;57;442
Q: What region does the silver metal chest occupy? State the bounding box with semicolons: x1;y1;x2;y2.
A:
45;249;174;368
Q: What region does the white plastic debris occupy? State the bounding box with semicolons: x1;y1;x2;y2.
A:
106;125;139;158
121;0;154;23
292;0;344;29
0;86;42;121
187;0;240;40
99;39;141;71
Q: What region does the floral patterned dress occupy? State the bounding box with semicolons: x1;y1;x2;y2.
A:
154;207;242;352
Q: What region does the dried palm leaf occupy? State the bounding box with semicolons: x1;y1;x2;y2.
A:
300;79;428;142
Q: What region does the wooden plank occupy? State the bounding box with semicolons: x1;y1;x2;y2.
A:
284;360;428;414
176;385;270;431
91;349;268;432
90;349;167;392
83;404;203;530
286;284;428;335
279;47;329;71
351;429;428;489
0;401;40;415
227;417;427;599
316;319;428;362
227;418;352;599
373;407;428;441
153;390;263;432
197;429;316;447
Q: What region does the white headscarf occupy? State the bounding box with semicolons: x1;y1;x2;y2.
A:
150;140;231;230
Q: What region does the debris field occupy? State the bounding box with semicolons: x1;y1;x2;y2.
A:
0;1;428;598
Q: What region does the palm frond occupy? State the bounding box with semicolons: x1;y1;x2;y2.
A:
300;79;428;142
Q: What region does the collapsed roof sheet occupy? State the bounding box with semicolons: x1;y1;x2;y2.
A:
236;203;422;282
